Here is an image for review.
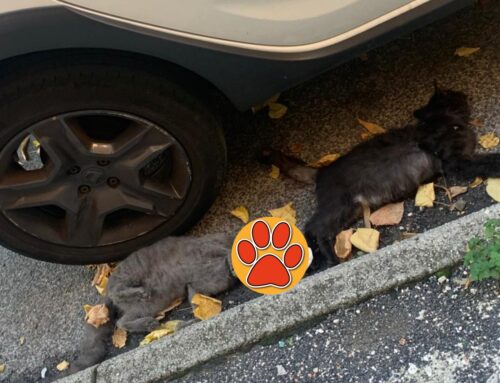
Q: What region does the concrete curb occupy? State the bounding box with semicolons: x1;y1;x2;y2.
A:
57;204;499;383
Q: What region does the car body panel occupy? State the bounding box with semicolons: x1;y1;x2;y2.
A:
56;0;415;47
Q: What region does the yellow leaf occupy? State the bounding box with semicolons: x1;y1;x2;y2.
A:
91;264;115;288
334;229;353;261
454;47;480;57
268;102;288;119
83;304;92;314
230;206;249;224
469;177;483;188
478;132;499;149
251;94;280;113
270;165;280;179
486;178;500;202
85;304;110;328
448;186;468;199
112;327;127;349
415;183;435;207
350;228;380;253
307;153;341;168
369;202;404;226
191;294;222;321
0;364;5;373
268;202;297;225
140;320;183;346
155;297;184;320
357;118;386;134
95;275;108;296
56;361;69;372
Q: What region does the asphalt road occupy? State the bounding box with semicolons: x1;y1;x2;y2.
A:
1;2;500;382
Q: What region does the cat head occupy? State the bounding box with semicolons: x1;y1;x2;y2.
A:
413;83;471;123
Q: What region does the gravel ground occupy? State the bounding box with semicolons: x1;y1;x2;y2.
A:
172;267;499;383
1;1;499;382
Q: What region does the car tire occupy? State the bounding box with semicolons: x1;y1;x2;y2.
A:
0;51;226;264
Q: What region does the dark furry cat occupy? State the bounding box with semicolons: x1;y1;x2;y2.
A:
69;233;236;374
263;87;500;267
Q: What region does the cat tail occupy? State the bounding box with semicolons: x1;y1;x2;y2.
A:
259;148;318;185
67;298;118;374
445;153;500;178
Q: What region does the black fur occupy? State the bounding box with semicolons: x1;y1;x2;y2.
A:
263;88;500;268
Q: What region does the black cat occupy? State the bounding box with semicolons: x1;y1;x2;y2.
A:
263;86;500;268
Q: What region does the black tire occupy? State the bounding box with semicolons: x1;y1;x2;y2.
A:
0;51;226;264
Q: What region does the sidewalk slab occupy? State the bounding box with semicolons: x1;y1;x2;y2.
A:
56;204;499;383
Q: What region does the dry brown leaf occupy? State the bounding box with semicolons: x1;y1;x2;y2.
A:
155;297;184;321
95;276;108;296
415;183;435;207
230;206;250;224
357;118;386;134
350;228;380;253
251;94;280;113
448;186;468;199
289;144;302;154
56;361;69;372
268;103;288;119
369;202;404;226
307;153;341;168
112;327;127;349
0;364;5;374
270;165;280;179
401;232;418;239
91;264;114;286
191;294;222;320
486;178;500;202
469;177;483;188
360;132;372;140
334;229;353;262
469;119;483;128
478;132;499;149
268;202;297;225
85;304;110;328
140;320;183;346
399;338;407;346
454;47;480;57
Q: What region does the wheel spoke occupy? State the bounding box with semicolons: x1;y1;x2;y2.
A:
121;184;180;218
64;196;103;247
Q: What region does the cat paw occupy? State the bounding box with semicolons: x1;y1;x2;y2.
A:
236;220;305;289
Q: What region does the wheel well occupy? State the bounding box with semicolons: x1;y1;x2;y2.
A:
0;48;234;115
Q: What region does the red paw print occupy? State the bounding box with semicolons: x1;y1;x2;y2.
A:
236;220;305;289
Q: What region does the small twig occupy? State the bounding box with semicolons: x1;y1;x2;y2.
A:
363;204;371;228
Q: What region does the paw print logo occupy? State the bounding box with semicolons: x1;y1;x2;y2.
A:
231;217;311;295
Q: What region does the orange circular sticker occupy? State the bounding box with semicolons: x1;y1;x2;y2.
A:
231;217;311;295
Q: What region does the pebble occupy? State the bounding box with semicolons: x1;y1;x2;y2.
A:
41;367;47;379
438;276;448;284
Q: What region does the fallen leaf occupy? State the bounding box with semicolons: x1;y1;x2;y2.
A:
251;94;280;113
0;364;5;373
369;202;404;226
85;304;110;328
307;153;341;168
399;338;407;346
357;118;386;134
268;103;288;119
415;183;435;207
191;294;222;320
56;361;69;372
95;276;108;296
451;199;467;211
155;297;184;320
360;132;372;140
230;206;250;224
140;320;183;346
448;186;468;199
268;202;297;225
486;178;500;202
91;264;114;286
350;228;380;253
469;119;483;128
478;132;499;149
454;47;480;57
270;165;280;179
289;144;302;154
469;177;483;188
401;232;418;239
334;229;353;261
112;327;127;349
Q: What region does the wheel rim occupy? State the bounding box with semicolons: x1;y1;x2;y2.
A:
0;111;192;247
